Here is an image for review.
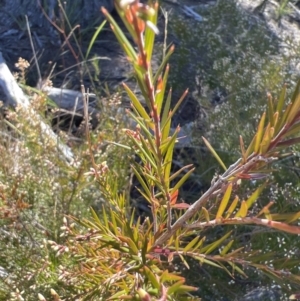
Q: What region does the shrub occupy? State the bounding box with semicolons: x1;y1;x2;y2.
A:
2;1;300;300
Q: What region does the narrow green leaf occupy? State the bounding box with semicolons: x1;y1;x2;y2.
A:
202;207;210;222
174;284;198;294
160;271;184;283
239;135;246;163
123;83;150;121
103;9;137;60
162;90;188;132
245;134;256;158
160;136;172;156
110;208;118;234
286;94;300;125
246;182;268;209
225;246;245;257
284;122;300;138
164;130;178;188
202;137;227;171
202;231;232;254
216;183;232;219
129;136;157;169
290;79;300;105
220;240;234;256
90;207;102;225
85;19;107;59
183;236;201;253
286;211;300;223
162;126;179;159
161;113;172;146
169;164;194;181
267;93;275;127
275;102;292;134
276;84;287;115
171;167;195;192
235;200;248;218
254;112;266;153
227;262;248;278
139;133;158;162
109;289;128;300
260;125;274;154
144;266;160;289
161;88;172;134
153;45;175;85
194;256;223;269
167;280;185;295
155;65;169;116
225;195;239;219
144;2;158;65
179;253;190;269
101;205;109;229
192;236;206;252
118;236;139;255
131;165;151;198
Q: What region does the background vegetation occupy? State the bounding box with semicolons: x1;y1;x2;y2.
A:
1;0;300;300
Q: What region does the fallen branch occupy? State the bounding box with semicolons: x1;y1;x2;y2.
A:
0;52;74;163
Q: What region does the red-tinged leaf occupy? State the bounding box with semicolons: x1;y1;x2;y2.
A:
172;203;190;210
156;76;163;93
102;7;137;60
289;293;300;300
255;218;300;234
248;173;270;180
227;217;300;235
257;201;274;217
170;189;179;205
175;284;198;294
137;288;151;301
277;137;300;148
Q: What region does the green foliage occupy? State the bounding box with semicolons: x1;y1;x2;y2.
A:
42;1;300;300
3;0;300;301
